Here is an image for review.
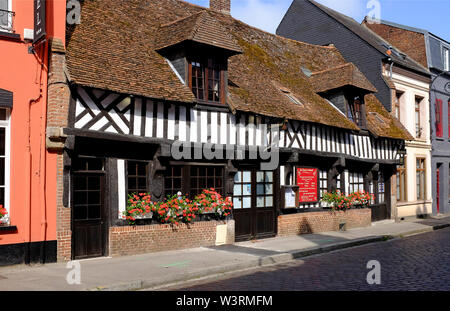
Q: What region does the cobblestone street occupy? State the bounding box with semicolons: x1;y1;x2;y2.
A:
170;228;450;291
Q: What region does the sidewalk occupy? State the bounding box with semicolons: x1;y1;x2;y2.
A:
0;216;449;291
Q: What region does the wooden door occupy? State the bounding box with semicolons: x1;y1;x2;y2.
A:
72;159;106;260
233;169;276;241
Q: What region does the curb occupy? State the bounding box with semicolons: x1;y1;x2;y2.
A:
89;223;450;291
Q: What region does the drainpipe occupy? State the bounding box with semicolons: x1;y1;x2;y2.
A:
39;40;49;264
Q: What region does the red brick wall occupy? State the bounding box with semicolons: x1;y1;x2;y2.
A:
47;38;72;261
277;209;371;237
109;220;235;257
363;22;428;68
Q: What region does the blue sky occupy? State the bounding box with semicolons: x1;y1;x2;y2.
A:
184;0;449;41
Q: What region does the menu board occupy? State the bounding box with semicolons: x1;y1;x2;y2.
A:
296;168;319;203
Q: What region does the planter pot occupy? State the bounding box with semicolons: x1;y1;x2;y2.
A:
134;212;153;220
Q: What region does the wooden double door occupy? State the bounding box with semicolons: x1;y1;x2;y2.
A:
72;158;107;260
233;169;277;241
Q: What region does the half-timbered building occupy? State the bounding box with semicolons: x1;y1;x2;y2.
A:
47;0;412;260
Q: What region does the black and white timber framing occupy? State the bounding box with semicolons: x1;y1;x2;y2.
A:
72;86;403;162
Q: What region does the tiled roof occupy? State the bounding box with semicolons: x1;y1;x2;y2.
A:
310;63;378;93
65;0;410;139
365;94;414;140
155;10;242;53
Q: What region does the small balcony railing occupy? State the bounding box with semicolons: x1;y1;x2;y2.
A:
0;9;14;33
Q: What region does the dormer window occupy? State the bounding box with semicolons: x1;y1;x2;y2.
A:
189;58;225;105
347;95;364;127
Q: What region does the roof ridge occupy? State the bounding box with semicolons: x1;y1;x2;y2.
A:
159;10;205;28
311;62;352;75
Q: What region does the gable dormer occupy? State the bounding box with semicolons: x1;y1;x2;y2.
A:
308;63;378;129
154;10;242;106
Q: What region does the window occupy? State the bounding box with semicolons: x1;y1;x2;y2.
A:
394;92;402;120
436;99;443;138
416;158;426;200
0;0;12;32
397;159;407;202
0;108;10;219
347;95;364;127
348;171;364;194
164;166;183;197
444;47;449;72
415;97;422;138
164;165;225;199
319;170;328;199
190;58;224;104
233;171;252;209
370;172;385;204
127;161;148;196
190;166;224;198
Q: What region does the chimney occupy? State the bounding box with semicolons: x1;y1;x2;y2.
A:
210;0;231;15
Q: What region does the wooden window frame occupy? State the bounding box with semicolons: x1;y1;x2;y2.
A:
395;91;403;120
347;171;364;194
415;96;423;138
0;0;13;32
397;156;407;202
188;57;226;106
416;157;426;201
436;98;443;138
164;164;225;199
0;108;10;223
126;160;149;196
346;95;365;128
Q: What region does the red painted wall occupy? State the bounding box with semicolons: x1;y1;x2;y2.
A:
0;0;65;250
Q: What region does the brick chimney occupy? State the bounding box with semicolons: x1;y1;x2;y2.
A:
210;0;231;14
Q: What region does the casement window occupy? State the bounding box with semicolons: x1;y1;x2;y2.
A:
416;158;426;201
189;58;225;105
0;108;10;219
233;170;274;209
319;170;328;199
164;165;224;199
347;171;364;194
436;99;443;138
127;161;148;196
0;0;12;32
444;47;449;72
394;92;403;120
369;172;385;205
396;158;407;202
346;95;364;127
415;96;422;138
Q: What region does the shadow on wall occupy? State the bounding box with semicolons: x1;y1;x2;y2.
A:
415;205;432;219
298;217;312;234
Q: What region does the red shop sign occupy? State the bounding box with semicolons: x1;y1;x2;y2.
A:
296;168;319;203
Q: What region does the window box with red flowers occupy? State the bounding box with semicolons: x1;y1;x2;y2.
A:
321;191;374;211
123;189;233;226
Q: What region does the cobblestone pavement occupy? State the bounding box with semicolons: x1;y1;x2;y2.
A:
168;228;450;291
